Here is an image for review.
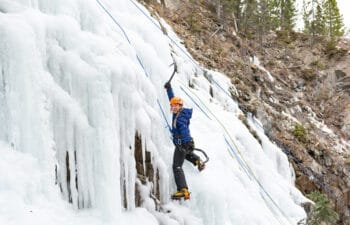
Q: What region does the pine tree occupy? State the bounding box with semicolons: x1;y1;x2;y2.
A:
237;0;270;37
221;0;242;32
313;3;325;35
323;0;344;37
268;0;281;30
303;0;325;37
280;0;296;31
307;191;339;225
219;0;257;36
220;0;297;38
242;0;259;37
255;0;270;45
268;0;296;32
232;0;243;32
302;0;313;34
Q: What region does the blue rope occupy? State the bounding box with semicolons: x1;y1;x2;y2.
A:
96;0;215;133
225;136;293;224
207;75;233;99
128;0;162;31
157;99;171;133
136;56;150;77
127;0;198;67
96;0;132;44
96;0;152;78
96;3;291;223
180;86;211;120
252;114;348;214
127;0;233;101
224;137;289;225
96;0;168;127
224;137;251;179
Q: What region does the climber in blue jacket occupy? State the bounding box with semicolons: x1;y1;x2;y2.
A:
164;82;205;200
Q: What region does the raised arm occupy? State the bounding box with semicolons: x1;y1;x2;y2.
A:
164;82;174;100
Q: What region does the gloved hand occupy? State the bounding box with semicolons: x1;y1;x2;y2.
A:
164;82;171;90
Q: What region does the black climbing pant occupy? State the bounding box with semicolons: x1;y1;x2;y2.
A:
172;143;200;190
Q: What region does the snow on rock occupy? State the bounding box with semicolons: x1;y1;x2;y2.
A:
251;56;275;82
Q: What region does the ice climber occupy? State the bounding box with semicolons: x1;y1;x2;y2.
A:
164;82;205;200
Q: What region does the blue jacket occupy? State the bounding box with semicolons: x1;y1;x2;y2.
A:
167;88;192;145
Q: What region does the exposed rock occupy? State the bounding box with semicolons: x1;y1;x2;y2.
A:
134;132;160;208
296;173;317;193
162;0;181;10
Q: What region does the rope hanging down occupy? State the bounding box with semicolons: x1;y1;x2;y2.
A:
180;86;211;120
176;78;293;225
96;1;294;223
127;0;233;98
96;0;170;130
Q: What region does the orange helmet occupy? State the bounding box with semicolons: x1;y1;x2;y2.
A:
170;97;183;105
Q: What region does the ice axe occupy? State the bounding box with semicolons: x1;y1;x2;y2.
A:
166;53;178;85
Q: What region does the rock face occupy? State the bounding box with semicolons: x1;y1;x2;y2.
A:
140;0;350;223
129;132;160;209
335;62;350;135
239;38;350;223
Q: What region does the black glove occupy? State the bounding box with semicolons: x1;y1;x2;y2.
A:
164;82;171;90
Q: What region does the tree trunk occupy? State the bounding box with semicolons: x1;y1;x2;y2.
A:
216;0;221;20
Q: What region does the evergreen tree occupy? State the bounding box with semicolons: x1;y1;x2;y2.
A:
313;3;325;35
256;0;270;45
257;0;270;31
242;0;259;37
221;0;243;32
280;0;296;31
302;0;313;34
268;0;296;31
233;0;243;32
307;191;339;225
268;0;281;30
220;0;297;37
323;0;344;37
303;0;325;37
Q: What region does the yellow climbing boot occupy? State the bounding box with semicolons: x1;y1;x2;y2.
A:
171;188;190;200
